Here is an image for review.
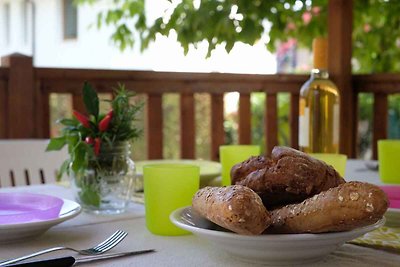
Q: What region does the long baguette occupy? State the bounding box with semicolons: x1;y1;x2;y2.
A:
269;181;388;233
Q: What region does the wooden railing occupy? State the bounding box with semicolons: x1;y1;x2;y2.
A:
0;54;399;160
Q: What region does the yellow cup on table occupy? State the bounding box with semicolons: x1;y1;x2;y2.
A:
143;164;200;236
309;153;347;177
378;139;400;184
219;145;261;186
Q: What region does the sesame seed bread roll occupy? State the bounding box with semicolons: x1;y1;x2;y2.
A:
269;181;388;233
192;185;271;235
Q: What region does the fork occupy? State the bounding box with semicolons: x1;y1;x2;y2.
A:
0;230;128;266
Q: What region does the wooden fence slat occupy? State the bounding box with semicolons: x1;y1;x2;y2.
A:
72;93;86;114
0;79;7;138
42;91;50;138
265;93;278;155
290;93;299;149
147;94;163;159
34;80;44;138
40;80;306;95
211;93;225;161
372;93;388;159
1;55;35;138
180;92;195;159
354;93;360;157
239;93;251;144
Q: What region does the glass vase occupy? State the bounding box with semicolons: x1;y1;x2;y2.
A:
71;142;135;214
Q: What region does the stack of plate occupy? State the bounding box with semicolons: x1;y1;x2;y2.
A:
380;185;400;227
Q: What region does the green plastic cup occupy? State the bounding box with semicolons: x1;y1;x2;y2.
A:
143;164;200;235
220;145;260;186
378;140;400;184
309;153;347;177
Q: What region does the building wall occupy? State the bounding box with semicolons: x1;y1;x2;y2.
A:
0;0;139;68
0;0;277;74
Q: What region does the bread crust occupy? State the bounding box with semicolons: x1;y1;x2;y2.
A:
268;181;388;233
192;185;271;235
232;146;345;207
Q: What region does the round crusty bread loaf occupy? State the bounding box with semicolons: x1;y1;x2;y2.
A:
192;185;271;235
231;146;345;208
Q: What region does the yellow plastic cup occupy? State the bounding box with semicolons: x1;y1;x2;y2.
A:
309;153;347;177
219;145;261;186
378;140;400;184
143;164;200;235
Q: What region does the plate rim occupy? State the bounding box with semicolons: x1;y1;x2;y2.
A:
171;206;386;241
0;198;81;230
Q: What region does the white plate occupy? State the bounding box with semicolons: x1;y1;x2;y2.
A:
0;199;81;243
385;208;400;227
171;206;386;266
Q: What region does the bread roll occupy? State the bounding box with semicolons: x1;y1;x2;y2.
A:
269;181;388;233
192;185;271;235
231;146;345;208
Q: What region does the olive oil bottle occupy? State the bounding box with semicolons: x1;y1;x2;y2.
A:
299;37;340;153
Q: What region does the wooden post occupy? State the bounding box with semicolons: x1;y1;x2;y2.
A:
290;93;299;149
0;73;7;138
210;93;225;161
265;93;278;154
147;94;163;159
238;93;251;144
1;54;36;138
180;92;195;159
328;0;355;157
372;93;388;159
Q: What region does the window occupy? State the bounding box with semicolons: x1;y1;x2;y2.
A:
63;0;78;39
1;3;10;45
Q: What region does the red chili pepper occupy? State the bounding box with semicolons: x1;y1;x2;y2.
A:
94;138;101;156
73;110;90;128
98;112;113;132
106;110;113;117
85;136;94;144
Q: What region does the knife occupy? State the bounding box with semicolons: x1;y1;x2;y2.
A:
4;249;156;267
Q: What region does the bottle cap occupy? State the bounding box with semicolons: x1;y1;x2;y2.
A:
313;37;328;69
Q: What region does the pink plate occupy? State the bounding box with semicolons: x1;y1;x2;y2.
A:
379;185;400;200
0;193;63;225
389;199;400;209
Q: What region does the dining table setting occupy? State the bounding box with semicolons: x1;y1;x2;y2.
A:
0;153;399;267
0;85;399;266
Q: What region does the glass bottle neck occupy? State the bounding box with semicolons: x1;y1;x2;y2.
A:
311;68;329;79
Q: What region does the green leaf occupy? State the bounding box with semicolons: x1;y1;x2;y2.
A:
83;82;99;120
71;143;87;174
46;137;66;151
79;186;101;207
58;118;78;127
57;159;71;181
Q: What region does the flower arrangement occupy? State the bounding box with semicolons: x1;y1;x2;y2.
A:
47;82;143;211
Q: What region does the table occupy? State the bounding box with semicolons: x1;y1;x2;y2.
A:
0;160;399;267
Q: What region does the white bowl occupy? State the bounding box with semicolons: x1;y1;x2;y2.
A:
170;206;385;266
0;199;81;243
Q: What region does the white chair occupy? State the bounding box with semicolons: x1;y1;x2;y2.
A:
0;139;68;187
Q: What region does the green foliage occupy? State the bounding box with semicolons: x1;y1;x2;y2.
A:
83;82;99;119
77;0;400;73
47;83;143;180
108;85;144;142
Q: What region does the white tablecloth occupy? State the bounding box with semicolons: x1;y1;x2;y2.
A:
0;160;399;267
